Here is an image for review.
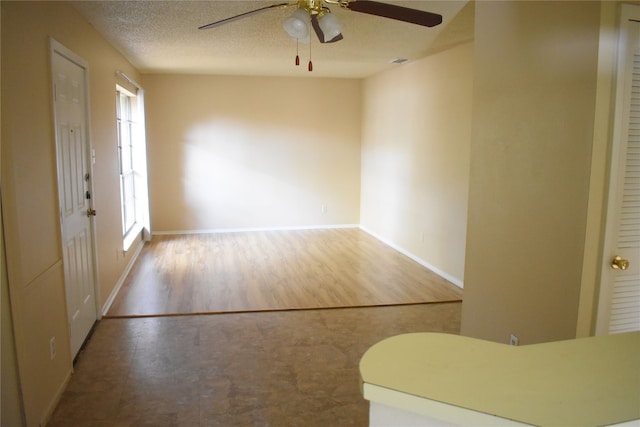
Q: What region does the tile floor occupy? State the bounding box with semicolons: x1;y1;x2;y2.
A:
48;302;461;427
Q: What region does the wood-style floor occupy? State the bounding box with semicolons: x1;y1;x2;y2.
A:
106;228;463;317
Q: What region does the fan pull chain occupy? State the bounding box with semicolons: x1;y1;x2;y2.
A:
308;39;313;72
295;39;300;66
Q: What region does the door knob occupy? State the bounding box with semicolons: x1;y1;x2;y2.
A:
611;255;630;271
86;208;97;217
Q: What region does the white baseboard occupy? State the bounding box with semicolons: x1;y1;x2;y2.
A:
101;241;145;316
359;226;464;289
152;224;360;236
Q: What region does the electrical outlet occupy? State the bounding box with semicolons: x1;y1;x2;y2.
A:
509;334;519;346
49;337;57;360
321;204;328;214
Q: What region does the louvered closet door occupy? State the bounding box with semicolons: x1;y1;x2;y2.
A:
598;5;640;335
609;50;640;333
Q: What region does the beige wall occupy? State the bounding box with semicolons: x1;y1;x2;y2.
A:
0;0;627;424
142;74;362;232
1;3;26;420
461;1;602;344
360;42;473;285
1;2;143;425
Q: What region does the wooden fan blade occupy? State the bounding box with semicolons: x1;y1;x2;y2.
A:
199;2;291;30
311;14;344;43
346;0;442;27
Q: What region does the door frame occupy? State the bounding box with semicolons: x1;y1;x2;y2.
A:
595;4;639;335
49;38;102;331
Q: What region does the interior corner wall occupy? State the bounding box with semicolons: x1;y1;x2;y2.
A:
460;1;601;345
142;74;362;233
1;2;143;425
359;42;473;286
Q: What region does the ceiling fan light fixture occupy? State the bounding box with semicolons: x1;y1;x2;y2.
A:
317;12;343;42
283;8;311;40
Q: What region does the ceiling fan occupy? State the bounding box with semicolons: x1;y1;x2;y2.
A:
199;0;443;71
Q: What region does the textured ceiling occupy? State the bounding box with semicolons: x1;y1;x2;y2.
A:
72;0;474;78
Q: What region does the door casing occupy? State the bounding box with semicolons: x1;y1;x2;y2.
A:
50;38;101;357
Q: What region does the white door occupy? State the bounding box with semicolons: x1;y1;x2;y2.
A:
597;5;640;335
51;40;98;357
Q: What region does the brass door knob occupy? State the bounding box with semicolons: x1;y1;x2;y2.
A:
86;208;97;217
611;256;630;271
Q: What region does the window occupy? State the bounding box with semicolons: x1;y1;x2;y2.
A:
116;84;148;249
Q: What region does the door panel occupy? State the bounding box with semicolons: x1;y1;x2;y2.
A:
608;64;640;332
52;42;98;358
597;5;640;335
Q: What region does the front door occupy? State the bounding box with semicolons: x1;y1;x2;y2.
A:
596;5;640;335
51;40;98;357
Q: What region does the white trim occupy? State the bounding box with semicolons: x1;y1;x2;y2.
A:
115;75;151;244
49;38;102;325
50;38;87;69
116;70;142;90
115;83;135;98
101;241;145;316
152;224;360;236
360;226;464;289
123;224;143;252
114;71;152;241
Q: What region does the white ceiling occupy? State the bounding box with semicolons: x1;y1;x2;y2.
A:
72;0;474;78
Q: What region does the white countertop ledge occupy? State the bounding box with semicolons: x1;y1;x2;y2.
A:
359;332;640;426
